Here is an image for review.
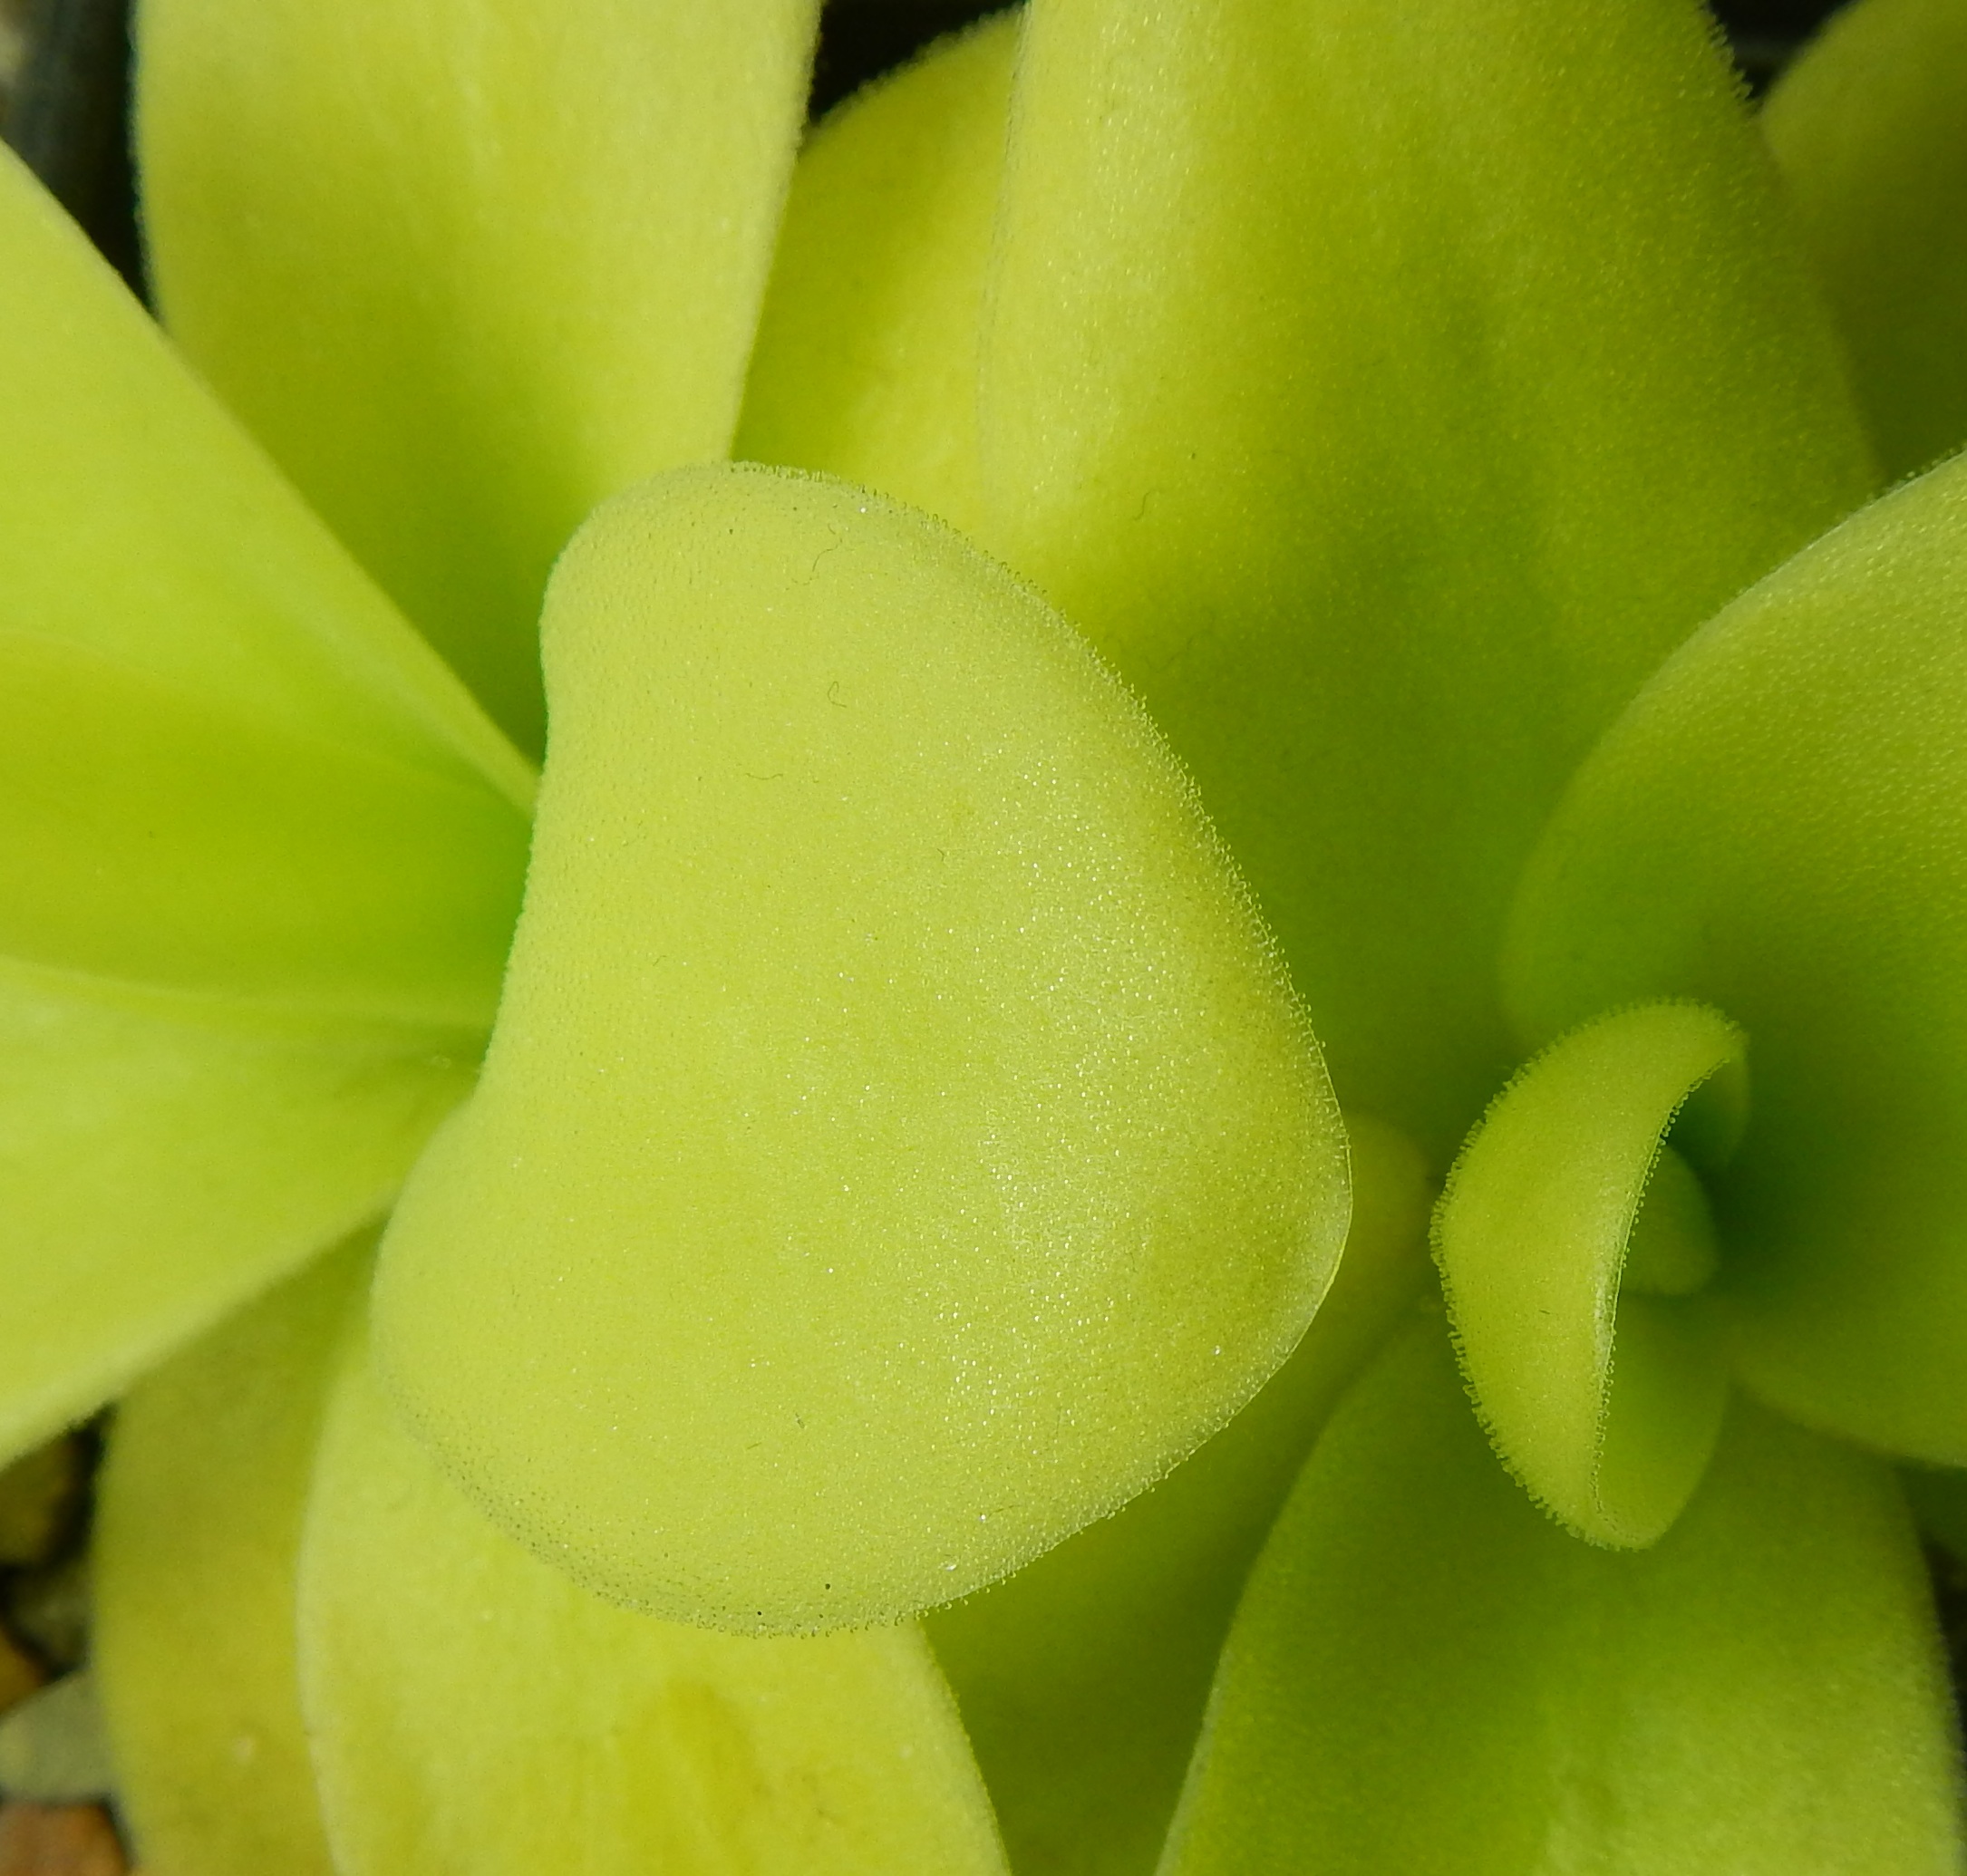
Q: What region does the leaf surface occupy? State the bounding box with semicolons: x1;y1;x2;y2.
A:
1766;0;1967;479
300;1331;1012;1876
1164;1317;1967;1876
927;1114;1430;1876
0;962;470;1466
95;1243;366;1876
975;0;1875;1153
374;464;1347;1630
1507;455;1967;1464
139;0;820;754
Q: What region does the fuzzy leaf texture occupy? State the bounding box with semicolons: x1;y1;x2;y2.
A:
1508;451;1967;1465
1162;1317;1967;1875
743;0;1878;1157
137;0;820;754
373;465;1348;1631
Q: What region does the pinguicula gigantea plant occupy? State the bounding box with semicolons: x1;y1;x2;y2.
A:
0;0;1960;1870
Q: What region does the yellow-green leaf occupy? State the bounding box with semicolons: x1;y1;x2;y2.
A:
300;1330;1012;1876
1435;1002;1743;1546
95;1242;367;1876
139;0;820;754
374;465;1347;1631
1164;1317;1966;1875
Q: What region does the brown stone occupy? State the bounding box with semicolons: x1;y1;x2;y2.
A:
0;1803;125;1875
0;1631;42;1719
0;1445;81;1572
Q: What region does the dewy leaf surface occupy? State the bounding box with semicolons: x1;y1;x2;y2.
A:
0;959;472;1468
139;0;820;755
974;0;1875;1155
374;464;1348;1631
1765;0;1967;479
94;1243;367;1876
1163;1317;1967;1876
1435;1002;1743;1547
1507;454;1967;1466
300;1330;1012;1876
737;9;1020;541
927;1115;1432;1876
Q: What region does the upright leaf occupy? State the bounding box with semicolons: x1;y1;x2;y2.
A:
977;0;1875;1152
738;10;1021;539
1765;0;1967;479
139;0;820;754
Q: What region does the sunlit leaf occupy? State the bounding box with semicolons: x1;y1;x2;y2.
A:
927;1114;1430;1876
373;464;1347;1631
139;0;820;754
1164;1316;1966;1875
95;1243;367;1876
300;1330;1012;1876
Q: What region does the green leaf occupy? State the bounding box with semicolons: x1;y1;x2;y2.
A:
138;0;820;756
737;10;1020;541
1435;1002;1743;1546
1765;0;1967;480
1507;453;1967;1465
0;141;531;1029
0;633;526;1029
373;464;1347;1631
0;141;529;810
926;1114;1431;1876
973;0;1875;1154
300;1327;1013;1876
0;960;470;1466
1163;1316;1967;1876
94;1241;368;1876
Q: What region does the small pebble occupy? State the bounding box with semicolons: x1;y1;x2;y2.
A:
0;1803;124;1875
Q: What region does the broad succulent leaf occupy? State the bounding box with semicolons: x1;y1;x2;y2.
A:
0;962;471;1468
972;0;1875;1154
138;0;820;754
738;10;1019;540
0;142;529;814
1765;0;1967;479
1435;1002;1744;1546
1507;454;1967;1465
373;464;1347;1631
1163;1316;1967;1875
926;1114;1431;1876
299;1329;1013;1876
0;139;527;1466
94;1243;367;1876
